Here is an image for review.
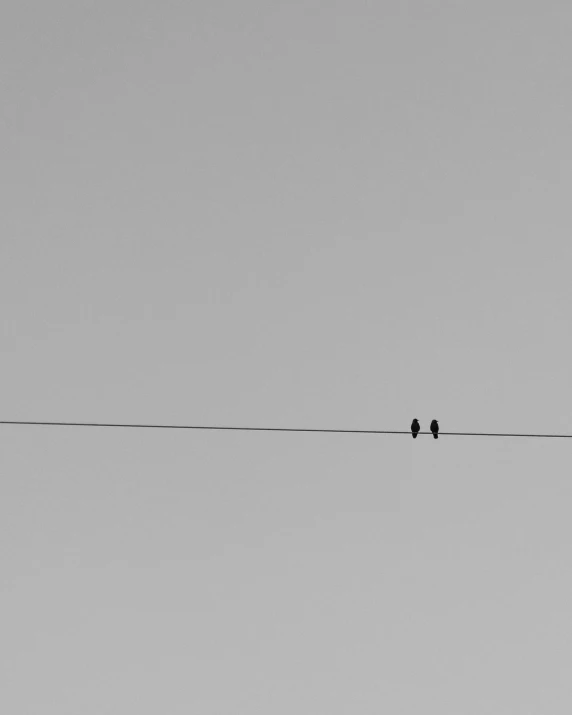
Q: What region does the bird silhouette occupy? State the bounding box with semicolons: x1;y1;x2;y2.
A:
411;419;420;438
430;419;439;439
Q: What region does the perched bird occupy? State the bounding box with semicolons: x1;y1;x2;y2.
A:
411;419;420;439
430;419;439;439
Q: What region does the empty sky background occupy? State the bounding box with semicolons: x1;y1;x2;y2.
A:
2;1;572;712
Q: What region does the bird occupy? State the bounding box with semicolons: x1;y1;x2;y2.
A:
430;419;439;439
411;419;420;438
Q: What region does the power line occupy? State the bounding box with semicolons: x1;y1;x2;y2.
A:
0;420;571;438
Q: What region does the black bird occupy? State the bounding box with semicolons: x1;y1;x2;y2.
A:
430;419;439;439
411;419;420;439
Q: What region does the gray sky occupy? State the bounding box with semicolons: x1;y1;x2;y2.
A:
2;1;572;712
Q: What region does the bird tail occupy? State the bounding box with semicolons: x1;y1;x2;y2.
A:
412;433;417;438
433;433;438;439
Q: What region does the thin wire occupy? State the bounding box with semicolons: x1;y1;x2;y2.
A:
0;420;571;438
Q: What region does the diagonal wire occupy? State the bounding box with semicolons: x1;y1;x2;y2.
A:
0;420;571;438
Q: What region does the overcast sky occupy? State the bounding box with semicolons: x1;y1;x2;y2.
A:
2;1;572;712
